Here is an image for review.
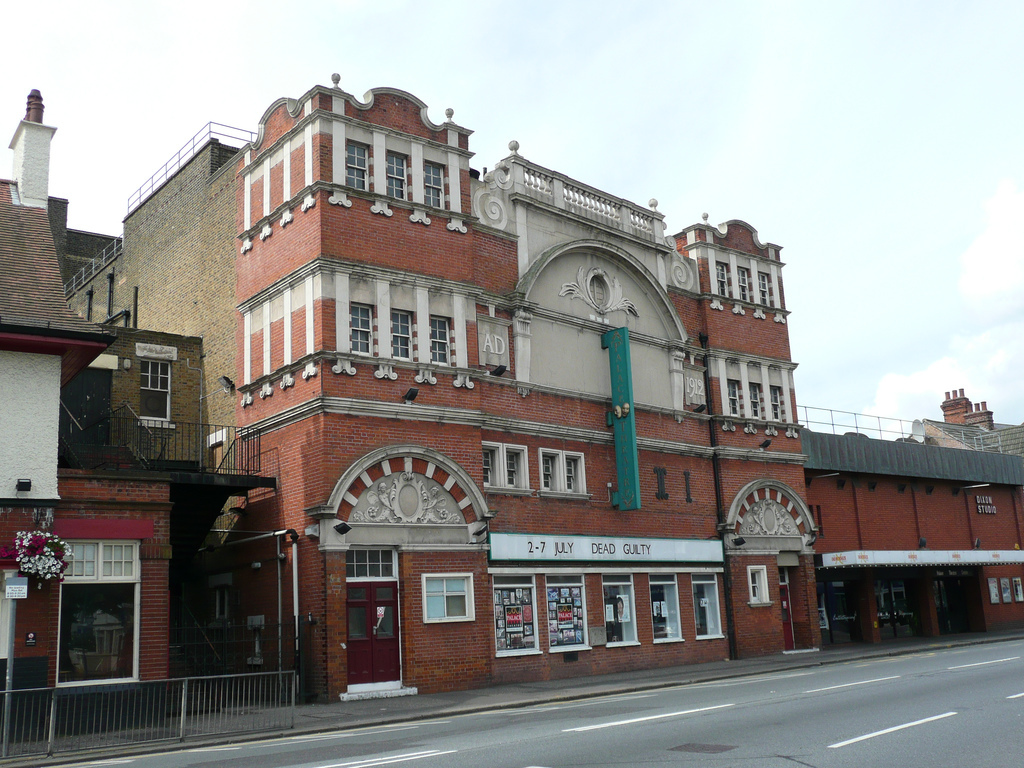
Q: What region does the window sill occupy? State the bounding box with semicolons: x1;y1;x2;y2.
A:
496;648;543;659
695;634;725;641
537;490;591;501
424;615;475;624
484;486;533;496
653;636;685;645
606;640;641;649
549;644;591;654
748;600;774;609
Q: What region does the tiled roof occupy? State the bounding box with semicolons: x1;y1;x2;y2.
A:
923;419;1024;458
0;180;113;381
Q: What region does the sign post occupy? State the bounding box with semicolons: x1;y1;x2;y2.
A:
601;327;641;510
3;575;27;758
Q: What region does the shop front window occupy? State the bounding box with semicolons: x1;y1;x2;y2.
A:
650;575;682;641
602;576;637;645
493;576;537;654
546;575;587;650
692;574;722;638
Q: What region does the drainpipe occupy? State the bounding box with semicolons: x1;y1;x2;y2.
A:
699;332;738;660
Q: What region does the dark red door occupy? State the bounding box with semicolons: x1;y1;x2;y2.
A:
347;582;401;686
780;582;795;651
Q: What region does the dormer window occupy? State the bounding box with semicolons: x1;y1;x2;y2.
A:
758;272;772;306
424;162;444;208
736;267;750;302
346;143;368;191
716;263;729;295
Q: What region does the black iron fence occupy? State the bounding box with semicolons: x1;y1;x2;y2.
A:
170;621;296;679
1;671;294;759
61;405;262;476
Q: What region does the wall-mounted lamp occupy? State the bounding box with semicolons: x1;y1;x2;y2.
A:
122;358;132;370
489;365;507;377
402;387;419;404
758;439;772;450
218;375;236;391
733;536;746;547
974;538;982;550
334;522;352;535
693;403;707;413
251;561;262;570
919;537;927;549
15;479;31;492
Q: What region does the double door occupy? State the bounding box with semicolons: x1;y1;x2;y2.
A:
347;582;400;686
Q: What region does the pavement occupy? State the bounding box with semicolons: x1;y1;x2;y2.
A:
24;629;1024;767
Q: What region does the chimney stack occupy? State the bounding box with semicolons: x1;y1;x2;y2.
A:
9;89;56;209
940;387;972;425
964;400;995;431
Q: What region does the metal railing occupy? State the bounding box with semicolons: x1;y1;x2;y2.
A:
63;237;123;297
126;123;255;216
61;406;262;476
170;621;295;679
1;670;294;759
798;405;919;442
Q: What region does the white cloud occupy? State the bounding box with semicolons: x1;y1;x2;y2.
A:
958;179;1024;320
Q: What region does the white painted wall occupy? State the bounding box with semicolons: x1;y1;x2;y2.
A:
0;351;61;498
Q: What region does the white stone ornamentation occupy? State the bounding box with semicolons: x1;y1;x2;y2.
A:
774;312;787;324
241;238;253;254
732;304;746;316
414;368;437;385
301;194;316;212
259;224;273;241
374;363;398;381
753;307;766;319
302;362;318;380
446;217;467;233
370;200;393;217
559;266;638;318
349;472;462;525
241;392;254;407
516;385;530;398
709;298;725;311
280;373;295;390
259;381;274;399
453;373;474;389
786;426;800;438
409;208;431;226
721;421;736;432
743;423;758;435
764;425;778;436
670;255;698;291
280;209;294;228
739;499;798;537
328;191;353;208
332;359;356;376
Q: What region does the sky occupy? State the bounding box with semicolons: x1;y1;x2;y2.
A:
4;1;1022;427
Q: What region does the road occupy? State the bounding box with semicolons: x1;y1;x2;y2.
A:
67;640;1024;768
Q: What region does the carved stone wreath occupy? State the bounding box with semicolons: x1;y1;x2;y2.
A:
349;472;462;525
559;267;638;317
739;499;798;537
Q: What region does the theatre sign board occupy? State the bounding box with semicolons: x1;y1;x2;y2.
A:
489;533;723;564
820;549;1024;568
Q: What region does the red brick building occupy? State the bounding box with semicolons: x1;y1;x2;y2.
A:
231;79;818;699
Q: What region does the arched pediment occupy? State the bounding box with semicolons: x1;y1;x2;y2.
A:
725;480;816;552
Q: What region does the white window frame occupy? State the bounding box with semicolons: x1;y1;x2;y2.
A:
748;565;770;605
692;574;723;639
346;142;368;191
350;303;373;355
345;548;397;580
59;541;141;684
391;309;412;360
538;449;586;495
736;266;750;302
386;152;407;200
758;272;772;306
429;316;450;364
139;359;170;421
748;382;763;419
726;379;741;417
493;575;540;656
422;573;474;623
770;385;784;421
715;262;729;296
650;574;683;643
545;574;589;652
482;442;529;491
602;575;639;647
423;161;444;209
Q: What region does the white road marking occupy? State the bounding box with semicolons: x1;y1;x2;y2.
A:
78;761;136;766
317;750;456;768
948;656;1020;670
286;725;420;743
1007;692;1024;699
689;671;813;689
828;711;958;749
805;675;901;693
563;703;734;732
185;747;242;752
503;692;658;714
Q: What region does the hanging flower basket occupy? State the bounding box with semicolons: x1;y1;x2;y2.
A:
0;531;69;581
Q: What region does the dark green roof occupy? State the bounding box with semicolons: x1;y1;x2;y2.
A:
802;430;1024;486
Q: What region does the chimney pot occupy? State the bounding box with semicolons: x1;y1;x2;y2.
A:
981;401;987;411
959;388;964;397
944;391;951;400
25;90;44;123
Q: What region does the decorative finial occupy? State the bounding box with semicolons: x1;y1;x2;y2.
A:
649;198;659;211
445;108;454;121
331;73;341;88
508;140;520;155
702;212;709;224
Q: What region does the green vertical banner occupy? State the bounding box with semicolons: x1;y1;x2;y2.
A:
601;327;641;510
